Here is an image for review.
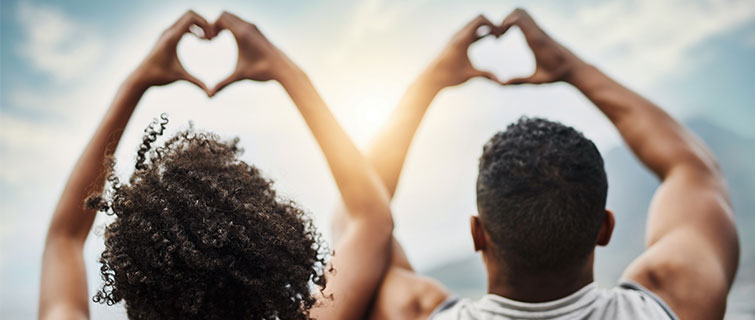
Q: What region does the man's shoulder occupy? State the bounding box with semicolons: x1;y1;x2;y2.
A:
428;283;678;320
598;281;679;320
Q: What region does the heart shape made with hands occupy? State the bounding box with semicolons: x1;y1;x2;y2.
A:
177;29;238;93
174;15;536;95
470;26;536;84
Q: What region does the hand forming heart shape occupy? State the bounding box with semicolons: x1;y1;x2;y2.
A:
148;9;580;98
493;9;582;85
135;11;291;97
468;23;536;85
423;9;582;89
177;29;238;93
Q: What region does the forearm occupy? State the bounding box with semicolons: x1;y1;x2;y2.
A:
366;72;442;197
567;62;719;179
40;73;146;318
278;68;392;224
46;74;147;243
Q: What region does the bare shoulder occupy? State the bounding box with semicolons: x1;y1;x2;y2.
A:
623;231;731;320
368;266;451;320
621;165;739;320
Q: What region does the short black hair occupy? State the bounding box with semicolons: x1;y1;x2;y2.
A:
86;115;329;320
476;117;607;272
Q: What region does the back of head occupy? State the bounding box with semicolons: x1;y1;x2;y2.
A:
476;117;607;273
87;116;328;320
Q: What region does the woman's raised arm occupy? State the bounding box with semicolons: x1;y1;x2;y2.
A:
38;11;211;319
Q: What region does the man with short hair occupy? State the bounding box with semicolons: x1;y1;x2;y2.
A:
333;8;739;320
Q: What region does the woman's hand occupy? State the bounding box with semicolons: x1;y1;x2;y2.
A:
209;12;297;96
423;14;502;90
131;10;212;93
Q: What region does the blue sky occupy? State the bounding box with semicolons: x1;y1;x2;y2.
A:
1;0;754;318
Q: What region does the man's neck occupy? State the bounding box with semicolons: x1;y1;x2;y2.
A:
485;255;595;303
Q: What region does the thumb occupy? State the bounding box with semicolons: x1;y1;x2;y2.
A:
209;72;241;97
503;75;537;85
472;69;501;84
181;70;209;95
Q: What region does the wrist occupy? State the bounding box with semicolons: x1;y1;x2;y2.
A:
416;66;446;94
125;67;154;92
121;71;152;92
563;60;599;90
276;62;307;89
273;52;306;87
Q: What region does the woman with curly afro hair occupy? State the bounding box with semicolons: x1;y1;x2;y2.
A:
39;11;394;320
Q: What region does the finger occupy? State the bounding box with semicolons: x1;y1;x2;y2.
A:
499;10;519;35
475;24;494;39
501;8;543;40
180;70;209;94
209;72;241;97
213;11;245;35
220;11;245;24
503;75;537;85
181;11;212;39
471;69;501;84
213;12;230;34
466;14;497;42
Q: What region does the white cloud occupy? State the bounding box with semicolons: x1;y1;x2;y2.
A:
548;0;755;86
346;0;428;39
16;1;104;81
326;0;429;65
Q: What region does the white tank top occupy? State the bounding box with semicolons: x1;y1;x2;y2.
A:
429;281;678;320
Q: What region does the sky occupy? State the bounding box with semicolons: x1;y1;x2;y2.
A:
1;0;754;318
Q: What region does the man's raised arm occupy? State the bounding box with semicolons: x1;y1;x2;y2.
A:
330;15;505;320
501;8;739;320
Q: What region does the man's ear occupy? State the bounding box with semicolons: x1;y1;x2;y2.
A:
596;209;615;246
470;215;487;252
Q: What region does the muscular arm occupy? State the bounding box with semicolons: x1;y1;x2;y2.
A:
210;12;394;319
500;8;739;319
38;11;211;319
570;64;739;319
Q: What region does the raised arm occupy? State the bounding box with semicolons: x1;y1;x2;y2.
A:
500;8;739;319
368;15;500;198
209;12;393;319
38;11;211;320
334;15;504;320
333;12;500;259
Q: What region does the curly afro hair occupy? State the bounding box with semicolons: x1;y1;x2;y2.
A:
476;117;607;273
86;114;329;320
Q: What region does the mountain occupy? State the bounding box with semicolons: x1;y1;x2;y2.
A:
422;117;755;316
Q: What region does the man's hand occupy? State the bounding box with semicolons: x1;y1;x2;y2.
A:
424;14;502;89
132;10;211;93
209;12;297;96
499;8;583;85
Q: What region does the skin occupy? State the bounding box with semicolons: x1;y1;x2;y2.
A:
39;10;395;320
38;11;212;320
351;8;739;320
332;15;505;319
209;12;395;320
